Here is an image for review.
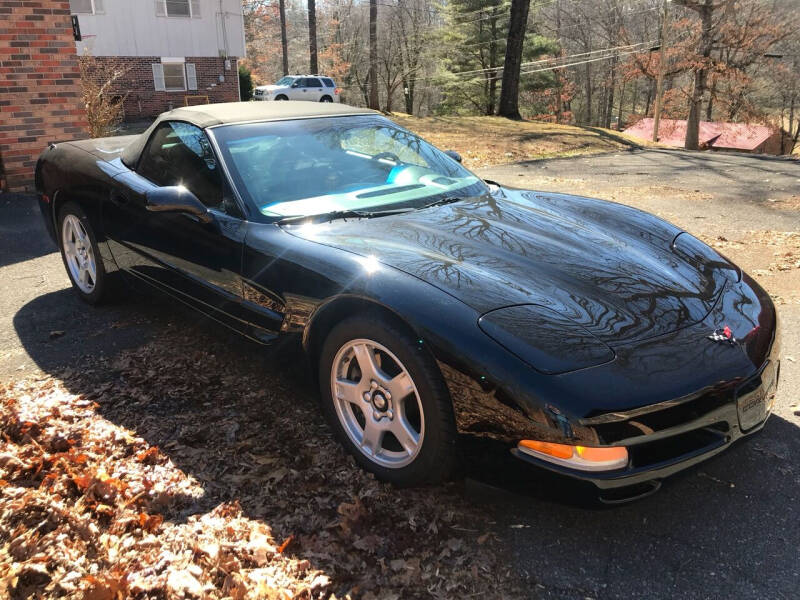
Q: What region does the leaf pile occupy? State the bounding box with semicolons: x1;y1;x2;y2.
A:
1;330;520;599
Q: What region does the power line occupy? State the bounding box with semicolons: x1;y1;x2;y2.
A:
441;40;657;79
449;44;658;87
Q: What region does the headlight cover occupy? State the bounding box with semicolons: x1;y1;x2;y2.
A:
478;304;615;375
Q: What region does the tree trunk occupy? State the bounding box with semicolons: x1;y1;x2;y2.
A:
368;0;379;109
684;0;714;151
307;0;318;74
585;63;593;124
385;83;393;112
555;69;563;123
652;0;670;141
498;0;531;119
279;0;288;76
488;12;500;115
555;1;562;123
403;78;414;114
617;82;625;130
605;69;616;129
686;69;704;150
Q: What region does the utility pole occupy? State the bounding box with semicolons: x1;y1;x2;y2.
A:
652;0;670;142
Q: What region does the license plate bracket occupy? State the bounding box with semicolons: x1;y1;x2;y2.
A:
736;361;776;432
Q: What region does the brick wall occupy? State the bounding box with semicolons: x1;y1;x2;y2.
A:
0;0;88;192
91;56;240;122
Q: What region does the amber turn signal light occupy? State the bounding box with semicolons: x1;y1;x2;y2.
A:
518;440;628;472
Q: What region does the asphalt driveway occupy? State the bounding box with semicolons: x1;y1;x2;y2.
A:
2;148;799;599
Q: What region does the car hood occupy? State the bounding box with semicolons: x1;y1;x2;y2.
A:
256;85;284;92
285;189;736;345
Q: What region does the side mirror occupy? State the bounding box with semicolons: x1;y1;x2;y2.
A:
145;186;212;223
444;149;462;163
291;81;300;88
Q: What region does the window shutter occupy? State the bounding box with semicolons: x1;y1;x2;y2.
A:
191;0;200;17
155;0;166;17
152;63;166;91
186;63;197;90
93;0;105;14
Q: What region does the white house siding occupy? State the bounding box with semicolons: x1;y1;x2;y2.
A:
74;0;245;58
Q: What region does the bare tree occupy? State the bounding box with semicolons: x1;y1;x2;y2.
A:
674;0;716;150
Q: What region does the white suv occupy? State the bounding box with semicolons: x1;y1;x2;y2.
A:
254;75;341;103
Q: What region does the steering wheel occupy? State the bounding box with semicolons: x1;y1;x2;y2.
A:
373;151;401;163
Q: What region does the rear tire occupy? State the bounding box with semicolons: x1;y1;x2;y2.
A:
318;314;458;486
58;202;111;305
320;95;333;103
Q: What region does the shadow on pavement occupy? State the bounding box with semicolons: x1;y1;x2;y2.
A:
12;287;800;599
0;193;56;268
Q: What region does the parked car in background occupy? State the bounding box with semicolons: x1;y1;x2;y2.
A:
254;75;340;102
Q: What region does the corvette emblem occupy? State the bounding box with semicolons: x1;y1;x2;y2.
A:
708;325;737;345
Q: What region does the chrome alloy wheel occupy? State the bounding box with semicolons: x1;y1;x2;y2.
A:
62;214;97;294
331;339;424;468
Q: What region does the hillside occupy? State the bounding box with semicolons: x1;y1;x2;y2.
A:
389;115;653;169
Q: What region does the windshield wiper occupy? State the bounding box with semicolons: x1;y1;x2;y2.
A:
415;196;463;211
277;207;412;225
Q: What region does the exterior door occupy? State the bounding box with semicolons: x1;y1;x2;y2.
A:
104;120;251;330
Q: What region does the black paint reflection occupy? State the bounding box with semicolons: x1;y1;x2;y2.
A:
292;189;739;345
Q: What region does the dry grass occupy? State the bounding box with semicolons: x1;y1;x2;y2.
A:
389;114;659;169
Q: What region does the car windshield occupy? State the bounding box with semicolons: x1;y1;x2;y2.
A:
275;76;295;86
211;115;486;219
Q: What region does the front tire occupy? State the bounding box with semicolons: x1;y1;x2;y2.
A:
58;202;110;305
319;315;458;486
274;94;288;101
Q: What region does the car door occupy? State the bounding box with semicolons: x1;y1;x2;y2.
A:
305;77;324;101
103;121;253;331
288;78;307;101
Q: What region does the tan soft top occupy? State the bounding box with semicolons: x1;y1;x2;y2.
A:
121;101;376;167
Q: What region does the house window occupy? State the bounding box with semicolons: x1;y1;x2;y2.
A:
157;0;200;18
152;60;198;92
163;63;186;91
70;0;104;14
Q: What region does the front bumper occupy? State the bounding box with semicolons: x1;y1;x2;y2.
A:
511;358;780;497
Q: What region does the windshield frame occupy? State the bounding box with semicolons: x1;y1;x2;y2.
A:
205;114;489;224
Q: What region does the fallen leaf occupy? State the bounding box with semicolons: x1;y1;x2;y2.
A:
277;534;294;554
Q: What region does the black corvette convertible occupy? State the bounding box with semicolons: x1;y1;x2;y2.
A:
36;102;780;501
